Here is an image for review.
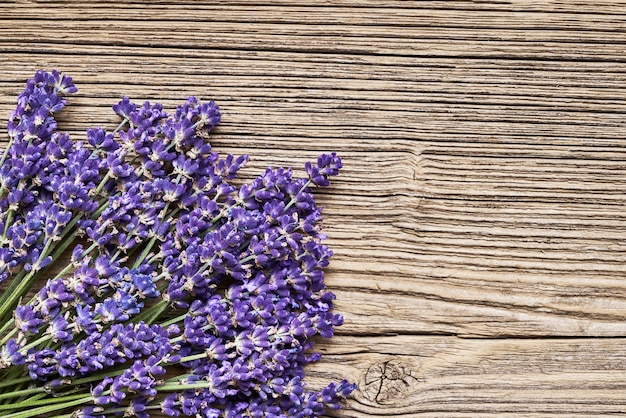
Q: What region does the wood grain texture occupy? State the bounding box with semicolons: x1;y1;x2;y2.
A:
1;0;626;416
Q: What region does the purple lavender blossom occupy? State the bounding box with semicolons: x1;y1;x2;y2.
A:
0;70;354;418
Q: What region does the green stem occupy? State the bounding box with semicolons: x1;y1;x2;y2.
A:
157;381;216;391
19;333;50;353
0;268;40;325
0;387;44;402
133;235;158;269
0;376;31;390
161;313;187;327
112;118;129;135
101;404;162;415
284;179;312;212
7;389;83;409
0;135;15;170
2;210;13;238
93;172;111;197
70;366;127;386
129;299;169;326
92;199;109;219
173;352;208;364
0;322;17;345
1;395;92;418
13;391;48;407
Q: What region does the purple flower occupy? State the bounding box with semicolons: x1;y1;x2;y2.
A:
0;339;25;367
37;278;74;317
305;152;343;187
47;314;72;342
74;304;98;334
14;305;43;334
112;96;137;120
87;127;118;152
47;70;78;95
0;71;354;418
197;100;221;130
27;348;57;380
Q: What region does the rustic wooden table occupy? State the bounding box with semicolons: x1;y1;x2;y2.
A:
2;1;626;416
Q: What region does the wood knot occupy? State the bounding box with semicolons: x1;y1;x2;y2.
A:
362;359;418;404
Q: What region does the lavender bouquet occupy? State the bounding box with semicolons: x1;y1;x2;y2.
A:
0;70;354;417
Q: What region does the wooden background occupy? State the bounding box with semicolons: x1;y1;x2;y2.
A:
1;1;626;416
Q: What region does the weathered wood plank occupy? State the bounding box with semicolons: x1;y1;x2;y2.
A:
1;0;626;416
310;335;626;416
4;1;626;19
